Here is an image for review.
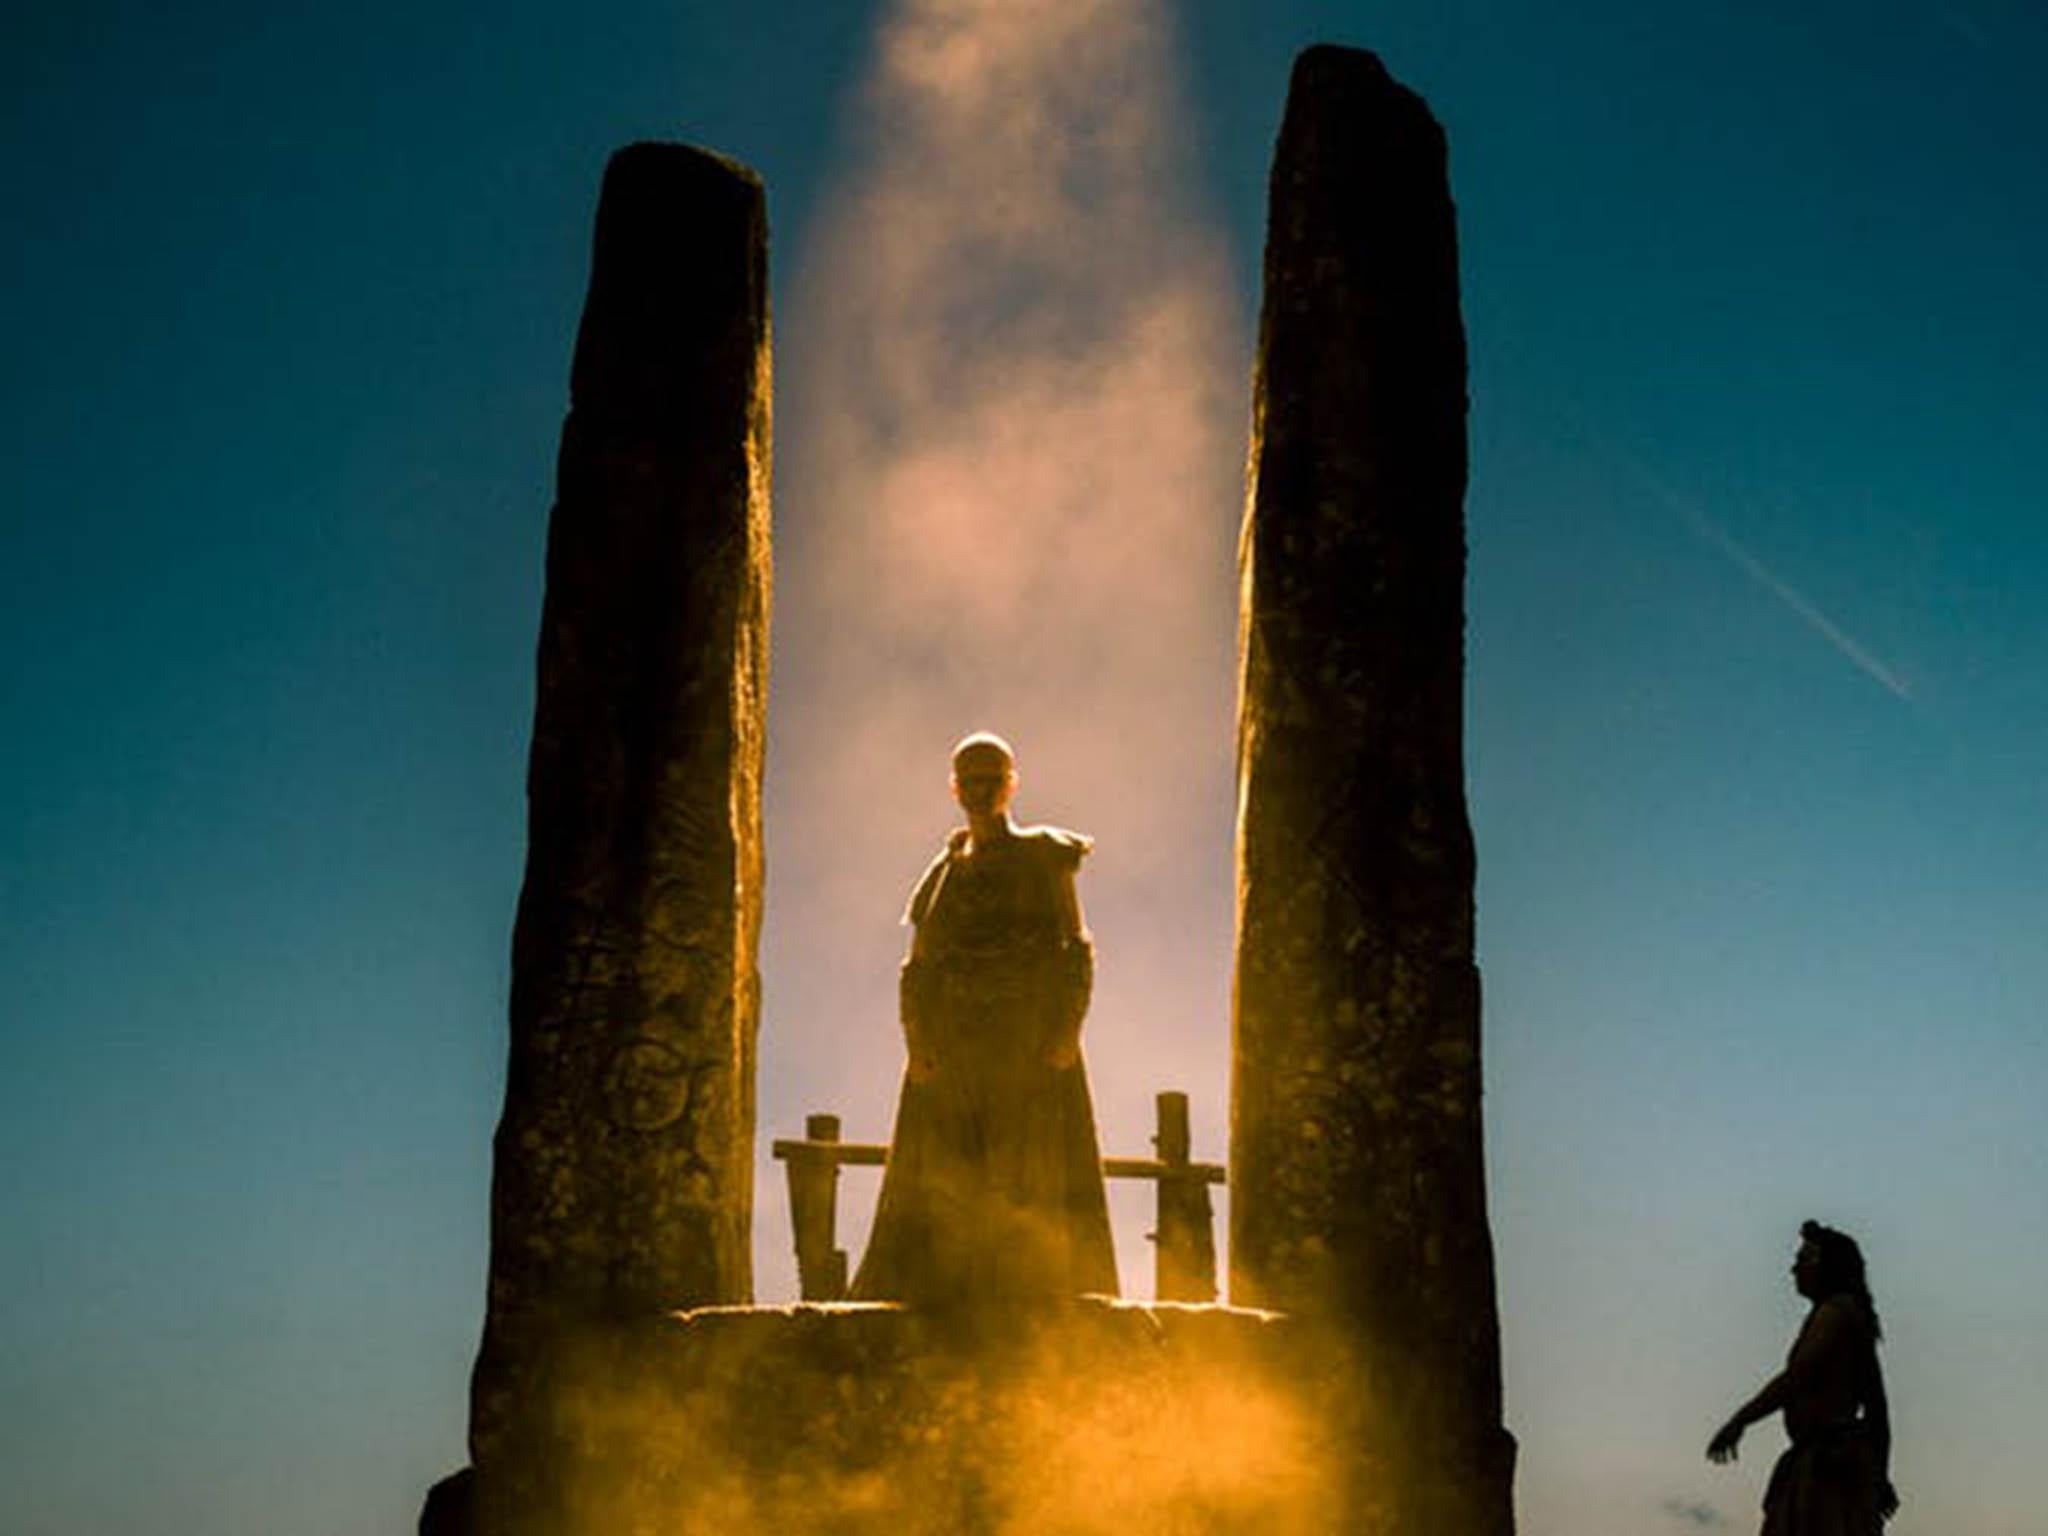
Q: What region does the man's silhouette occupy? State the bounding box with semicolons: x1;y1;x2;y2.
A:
852;732;1118;1304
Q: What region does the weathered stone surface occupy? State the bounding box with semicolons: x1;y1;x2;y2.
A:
1230;46;1514;1536
542;1299;1370;1534
470;141;771;1526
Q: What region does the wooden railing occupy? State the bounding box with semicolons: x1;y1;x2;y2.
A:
772;1090;1225;1303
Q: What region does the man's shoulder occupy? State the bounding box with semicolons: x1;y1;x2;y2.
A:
903;836;964;926
1014;824;1094;867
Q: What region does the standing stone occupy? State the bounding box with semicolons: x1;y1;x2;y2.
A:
1230;47;1513;1536
470;142;771;1526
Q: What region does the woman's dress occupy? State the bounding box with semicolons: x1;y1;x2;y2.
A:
1760;1296;1890;1536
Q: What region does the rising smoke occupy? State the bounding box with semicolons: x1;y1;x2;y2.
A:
550;1302;1353;1534
761;0;1246;1295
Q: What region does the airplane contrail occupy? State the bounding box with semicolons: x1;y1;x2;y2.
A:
1639;471;1915;703
1938;8;1991;49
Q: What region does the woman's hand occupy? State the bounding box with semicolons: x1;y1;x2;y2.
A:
1876;1479;1900;1523
1706;1421;1744;1464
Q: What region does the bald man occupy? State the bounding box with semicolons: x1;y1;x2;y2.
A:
852;733;1119;1304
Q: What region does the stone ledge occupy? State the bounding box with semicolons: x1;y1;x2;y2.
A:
518;1297;1381;1534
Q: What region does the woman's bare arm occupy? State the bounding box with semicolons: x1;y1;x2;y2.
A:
1708;1302;1851;1461
1708;1371;1790;1462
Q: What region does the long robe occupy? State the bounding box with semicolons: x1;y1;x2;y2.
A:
851;825;1119;1304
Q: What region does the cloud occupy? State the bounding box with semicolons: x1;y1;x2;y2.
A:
1661;1495;1729;1528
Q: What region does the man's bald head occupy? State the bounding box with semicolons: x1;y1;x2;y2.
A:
950;731;1016;775
950;732;1018;820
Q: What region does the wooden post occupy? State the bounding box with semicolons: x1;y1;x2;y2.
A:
783;1112;849;1300
776;1096;1223;1305
1151;1090;1218;1302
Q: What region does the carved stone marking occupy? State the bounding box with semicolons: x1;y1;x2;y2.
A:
601;1037;693;1131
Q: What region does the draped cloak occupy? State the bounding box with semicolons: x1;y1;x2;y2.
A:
851;825;1119;1304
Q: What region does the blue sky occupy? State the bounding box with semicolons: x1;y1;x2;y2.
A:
3;2;2044;1533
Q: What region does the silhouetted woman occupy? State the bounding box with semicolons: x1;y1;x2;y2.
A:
1708;1220;1899;1534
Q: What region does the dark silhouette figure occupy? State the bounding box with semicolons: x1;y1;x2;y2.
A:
417;1467;475;1536
1708;1220;1899;1534
852;732;1118;1304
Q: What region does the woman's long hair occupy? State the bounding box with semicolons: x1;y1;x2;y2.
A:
1803;1219;1883;1341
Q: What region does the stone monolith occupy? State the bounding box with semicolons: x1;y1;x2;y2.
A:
470;141;771;1527
1230;46;1514;1536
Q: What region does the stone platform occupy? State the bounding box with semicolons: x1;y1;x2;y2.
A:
513;1297;1389;1535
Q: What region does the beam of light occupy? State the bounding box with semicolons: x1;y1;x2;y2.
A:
760;0;1244;1303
